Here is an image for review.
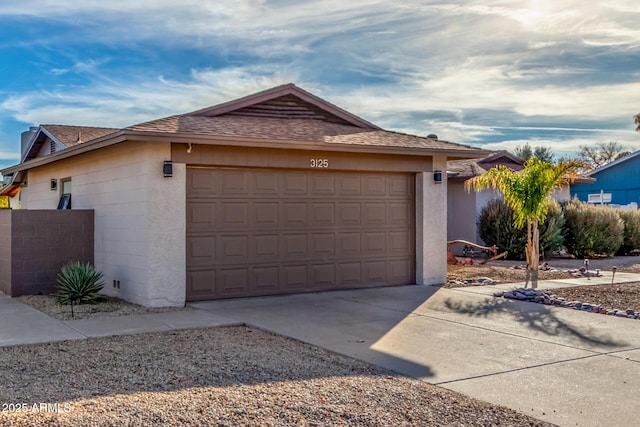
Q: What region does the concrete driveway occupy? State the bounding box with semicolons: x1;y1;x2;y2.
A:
192;280;640;427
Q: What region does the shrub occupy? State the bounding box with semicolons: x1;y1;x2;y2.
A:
56;261;105;305
477;198;565;261
617;209;640;255
562;199;624;257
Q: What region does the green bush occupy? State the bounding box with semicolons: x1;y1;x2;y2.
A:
56;261;105;305
562;199;624;257
617;209;640;255
477;198;565;260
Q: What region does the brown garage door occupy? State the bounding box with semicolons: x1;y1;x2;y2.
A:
186;167;415;301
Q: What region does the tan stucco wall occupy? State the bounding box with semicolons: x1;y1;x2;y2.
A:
20;141;186;307
447;181;478;248
416;155;447;285
447;184;502;254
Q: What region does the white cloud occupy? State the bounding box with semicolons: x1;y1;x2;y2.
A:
0;66;300;127
0;0;638;158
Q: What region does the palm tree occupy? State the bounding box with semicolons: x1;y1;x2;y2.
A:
635;113;640;132
465;158;584;288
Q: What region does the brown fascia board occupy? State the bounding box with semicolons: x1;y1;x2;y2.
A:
1;129;487;176
184;83;382;130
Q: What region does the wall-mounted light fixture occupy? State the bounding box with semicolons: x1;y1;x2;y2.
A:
163;161;173;178
433;170;443;184
50;179;58;191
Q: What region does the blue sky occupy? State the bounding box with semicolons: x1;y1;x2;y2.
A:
0;0;639;170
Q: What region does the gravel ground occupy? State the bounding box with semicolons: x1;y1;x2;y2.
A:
447;256;640;313
14;295;192;321
0;326;553;427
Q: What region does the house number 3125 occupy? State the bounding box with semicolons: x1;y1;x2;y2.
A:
310;159;329;168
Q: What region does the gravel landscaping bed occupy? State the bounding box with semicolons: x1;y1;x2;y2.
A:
448;256;640;319
0;326;552;427
14;295;192;321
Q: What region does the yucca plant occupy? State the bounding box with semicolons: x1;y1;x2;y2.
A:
56;261;105;305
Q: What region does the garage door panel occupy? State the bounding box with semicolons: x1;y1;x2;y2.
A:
220;236;249;262
311;174;336;195
364;203;386;226
338;232;361;255
389;202;412;225
337;175;361;196
254;172;279;195
388;175;412;197
187;202;217;232
363;232;387;255
389;259;412;283
221;202;249;228
282;202;308;227
338;262;362;285
365;260;387;284
254;235;279;259
221;170;250;195
311;202;335;226
187;271;216;297
311;233;335;257
186;168;415;301
389;231;411;254
188;169;219;196
281;234;308;258
337;203;361;226
254;202;279;228
254;266;279;291
219;268;249;295
283;265;308;289
283;173;308;195
311;264;335;288
363;175;387;197
187;236;216;267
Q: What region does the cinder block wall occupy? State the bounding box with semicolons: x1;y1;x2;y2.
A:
0;210;94;296
0;211;12;295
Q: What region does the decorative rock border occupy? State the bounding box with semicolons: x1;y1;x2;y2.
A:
494;287;640;320
448;277;498;287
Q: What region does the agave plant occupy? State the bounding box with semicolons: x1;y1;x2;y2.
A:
56;261;105;305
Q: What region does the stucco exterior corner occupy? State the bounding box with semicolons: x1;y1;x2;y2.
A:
147;162;187;307
416;156;447;285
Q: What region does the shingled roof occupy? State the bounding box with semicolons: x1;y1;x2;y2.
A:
447;151;524;181
2;83;488;181
41;125;119;147
125;84;482;154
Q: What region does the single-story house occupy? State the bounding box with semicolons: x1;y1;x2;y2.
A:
1;83;487;306
447;151;593;253
447;151;524;250
571;150;640;208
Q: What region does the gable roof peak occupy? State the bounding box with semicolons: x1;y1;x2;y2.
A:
184;83;381;130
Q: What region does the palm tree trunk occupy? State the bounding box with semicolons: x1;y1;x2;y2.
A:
526;219;540;289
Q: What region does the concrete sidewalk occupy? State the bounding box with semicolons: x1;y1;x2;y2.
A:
0;293;239;347
2;271;639;426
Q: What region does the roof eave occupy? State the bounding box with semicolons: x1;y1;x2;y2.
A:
1;129;488;175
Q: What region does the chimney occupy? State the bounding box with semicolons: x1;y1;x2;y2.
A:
20;126;38;160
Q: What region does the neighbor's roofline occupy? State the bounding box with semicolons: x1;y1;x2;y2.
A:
587;149;640;176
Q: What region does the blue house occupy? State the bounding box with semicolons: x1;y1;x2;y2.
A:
571;150;640;208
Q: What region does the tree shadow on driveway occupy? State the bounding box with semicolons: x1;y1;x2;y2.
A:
443;296;627;348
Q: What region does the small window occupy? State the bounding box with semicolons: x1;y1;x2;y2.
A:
61;177;72;195
58;177;72;209
50;140;56;154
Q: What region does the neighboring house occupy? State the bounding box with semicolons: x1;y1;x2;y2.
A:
571;150;640;208
447;151;591;254
1;83;486;307
447;151;524;251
